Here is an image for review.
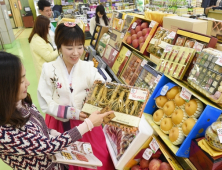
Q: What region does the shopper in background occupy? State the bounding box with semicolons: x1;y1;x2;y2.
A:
52;4;62;19
0;51;113;170
38;22;115;170
28;15;58;80
38;0;56;49
89;4;109;35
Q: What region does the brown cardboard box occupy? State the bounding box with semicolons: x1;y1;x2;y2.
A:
163;16;208;34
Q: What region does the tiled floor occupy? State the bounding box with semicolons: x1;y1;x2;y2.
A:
0;28;91;169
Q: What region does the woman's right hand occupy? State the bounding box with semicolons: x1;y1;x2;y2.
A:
88;111;114;127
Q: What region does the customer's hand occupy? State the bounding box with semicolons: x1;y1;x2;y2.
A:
88;111;114;127
79;112;88;121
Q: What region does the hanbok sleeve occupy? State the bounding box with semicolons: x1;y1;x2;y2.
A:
37;64;81;121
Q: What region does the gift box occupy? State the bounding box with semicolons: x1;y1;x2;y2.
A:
109;29;124;51
189;137;222;170
102;45;119;68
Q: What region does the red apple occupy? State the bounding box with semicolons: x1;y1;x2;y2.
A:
132;39;139;48
151;149;162;159
141;22;149;29
137;31;143;38
142;28;148;36
131;165;140;170
159;162;171;170
131;29;136;35
140;158;150;168
132;34;137;41
144;34;149;40
126;36;132;44
139;43;144;50
149;159;162;170
135;26;142;33
147;27;152;33
139;36;144;43
135;19;143;25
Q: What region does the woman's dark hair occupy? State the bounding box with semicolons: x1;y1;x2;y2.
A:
95;5;109;26
37;0;51;11
55;23;85;51
28;15;50;43
0;52;31;128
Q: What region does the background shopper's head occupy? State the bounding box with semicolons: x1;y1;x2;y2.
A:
38;0;52;18
55;23;85;65
0;52;31;128
95;5;108;26
28;15;50;43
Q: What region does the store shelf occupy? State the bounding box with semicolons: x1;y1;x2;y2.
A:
106;66;123;84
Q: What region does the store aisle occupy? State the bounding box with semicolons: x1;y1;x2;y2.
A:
0;28;42;170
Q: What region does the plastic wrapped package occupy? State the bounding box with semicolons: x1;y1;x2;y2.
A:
97;33;110;57
187;49;222;103
175;36;186;46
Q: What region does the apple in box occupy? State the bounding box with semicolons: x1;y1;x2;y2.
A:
135;26;142;33
137;31;143;39
127;36;132;45
132;39;139;48
132;34;138;41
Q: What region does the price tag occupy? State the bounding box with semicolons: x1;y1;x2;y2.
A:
164;44;173;53
118;19;123;24
120;33;125;39
129;88;148;102
160;85;168;95
149;138;159;153
149;20;156;28
126;50;131;57
132;22;137;29
142;148;153;160
154;75;162;84
166;31;176;39
193;41;204;52
141;59;148;67
217;128;222;143
113;50;118;56
83;143;93;154
180;87;192;102
215;57;222;66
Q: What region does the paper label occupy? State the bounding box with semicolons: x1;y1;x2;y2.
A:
132;22;137;29
217;128;222;143
160;85;168;95
120;33;125;39
215;57;222;66
150;38;158;45
164;44;173;53
149;20;156;28
158;41;170;49
166;31;176;39
141;59;148;67
193;41;204;52
154;75;162;84
180;87;192;102
113;50;118;56
126;50;131;57
142;148;153;160
149;138;159;153
129;88;148;102
118;19;123;25
83;143;93;154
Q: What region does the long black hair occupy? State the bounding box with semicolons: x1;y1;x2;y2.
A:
0;52;31;128
95;5;109;26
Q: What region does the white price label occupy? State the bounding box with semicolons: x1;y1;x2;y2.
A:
113;50;118;56
149;138;159;153
83;143;93;154
120;33;125;39
154;75;162;84
164;44;173;53
217;128;222;143
142;148;153;160
180;87;192;102
149;20;156;28
129;88;148;102
118;19;123;25
126;50;131;57
193;41;204;52
166;31;176;39
132;22;137;29
141;59;148;67
160;85;168;95
215;57;222;67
